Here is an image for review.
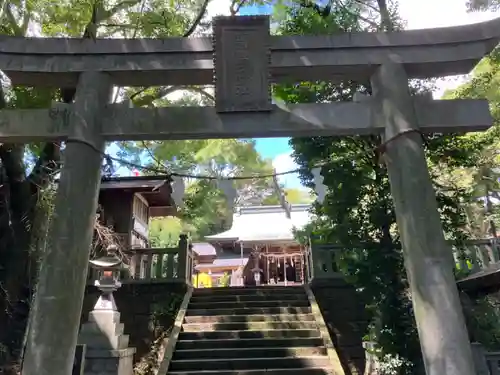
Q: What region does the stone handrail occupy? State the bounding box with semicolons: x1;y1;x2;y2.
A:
124;247;180;282
485;351;500;374
88;235;194;285
452;238;500;275
309;239;500;282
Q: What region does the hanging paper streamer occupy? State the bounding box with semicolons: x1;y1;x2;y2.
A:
271;173;291;219
311;167;326;203
218;179;237;213
171;176;186;209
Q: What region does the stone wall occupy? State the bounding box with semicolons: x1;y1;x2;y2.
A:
81;282;186;362
311;278;369;375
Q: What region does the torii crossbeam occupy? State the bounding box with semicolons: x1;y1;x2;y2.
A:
0;99;492;141
2;14;498;375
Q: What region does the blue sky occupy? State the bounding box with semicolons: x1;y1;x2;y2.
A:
254;138;302;189
239;4;272;15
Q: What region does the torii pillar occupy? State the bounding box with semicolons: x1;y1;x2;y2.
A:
371;63;476;375
22;72;112;375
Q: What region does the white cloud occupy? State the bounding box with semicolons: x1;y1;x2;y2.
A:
206;0;232;17
398;0;499;97
164;0;231;102
272;152;302;188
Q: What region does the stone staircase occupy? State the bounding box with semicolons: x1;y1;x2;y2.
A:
167;285;337;374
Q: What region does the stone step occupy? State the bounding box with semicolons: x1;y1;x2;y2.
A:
182;321;318;332
184;313;315;324
173;346;327;360
192;286;305;296
78;332;129;350
80;322;125;336
186;306;311;316
175;337;325;350
169;356;331;372
178;329;321;341
188;300;310;310
168;368;337;375
190;293;308;303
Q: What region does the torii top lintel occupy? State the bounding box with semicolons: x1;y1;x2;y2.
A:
0;15;499;89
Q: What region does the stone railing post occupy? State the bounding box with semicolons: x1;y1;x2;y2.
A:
309;244;343;283
471;342;490;375
177;234;188;282
363;341;378;375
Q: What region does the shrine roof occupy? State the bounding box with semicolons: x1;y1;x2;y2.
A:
205;204;312;244
191;242;217;256
195;257;248;270
99;175;170;191
99;175;176;216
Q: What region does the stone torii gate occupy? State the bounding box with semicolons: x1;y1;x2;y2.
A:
1;15;499;375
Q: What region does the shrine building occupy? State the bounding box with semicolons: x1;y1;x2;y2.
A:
97;175;177;249
203;204;313;286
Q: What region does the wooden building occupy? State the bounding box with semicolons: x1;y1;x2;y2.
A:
97;176;177;249
205;204;312;286
191;242;248;287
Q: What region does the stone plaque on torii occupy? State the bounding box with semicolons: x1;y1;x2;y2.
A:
1;15;500;375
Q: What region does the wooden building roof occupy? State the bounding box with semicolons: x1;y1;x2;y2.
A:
205;204;312;244
99;175;176;217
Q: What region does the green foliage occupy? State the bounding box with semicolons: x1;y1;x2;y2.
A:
0;0;216;366
274;4;421;370
464;296;500;349
122;138;276;240
134;292;183;375
149;217;185;247
273;0;499;372
440;50;500;238
262;187;313;205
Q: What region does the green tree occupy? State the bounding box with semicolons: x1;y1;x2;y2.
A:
273;0;488;372
439;50;500;238
149;217;185;247
119;99;277;238
0;0;212;368
161;139;275;239
263;187;313;205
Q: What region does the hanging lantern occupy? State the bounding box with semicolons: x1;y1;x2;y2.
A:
171;176;186;209
311;167;326;203
218;179;237;212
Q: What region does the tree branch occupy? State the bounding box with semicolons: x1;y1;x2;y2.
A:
230;0;247;15
99;0;143;22
185;86;215;102
298;0;332;17
5;5;23;36
183;0;210;37
27;143;61;191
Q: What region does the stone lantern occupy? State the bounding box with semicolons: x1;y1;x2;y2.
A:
251;266;263;286
89;255;122;311
78;255;136;375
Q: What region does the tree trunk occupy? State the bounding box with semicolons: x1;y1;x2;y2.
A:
0;140;60;373
0;145;34;372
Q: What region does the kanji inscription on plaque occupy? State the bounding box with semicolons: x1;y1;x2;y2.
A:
213;16;272;113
